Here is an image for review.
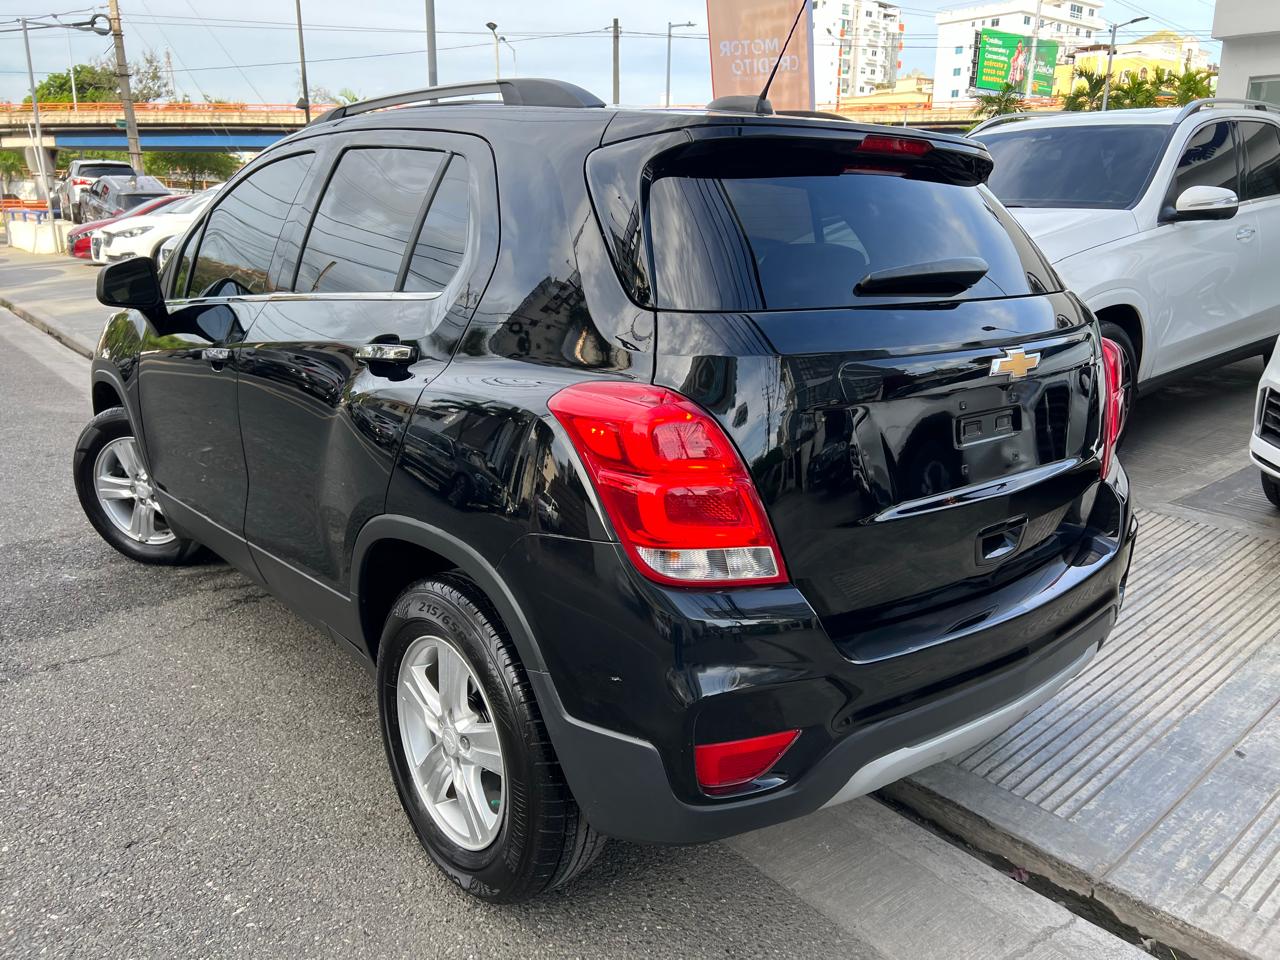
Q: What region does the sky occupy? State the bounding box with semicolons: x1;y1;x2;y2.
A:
1;0;1222;107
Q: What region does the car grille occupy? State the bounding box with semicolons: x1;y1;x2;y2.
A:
91;235;102;259
1259;389;1280;447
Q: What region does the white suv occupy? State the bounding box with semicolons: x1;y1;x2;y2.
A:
972;99;1280;395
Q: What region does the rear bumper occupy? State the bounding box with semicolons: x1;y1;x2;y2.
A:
512;486;1137;844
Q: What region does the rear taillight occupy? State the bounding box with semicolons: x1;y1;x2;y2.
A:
548;381;788;587
856;134;933;157
72;177;92;186
1100;337;1126;477
695;730;800;792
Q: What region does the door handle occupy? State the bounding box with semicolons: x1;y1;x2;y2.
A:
1236;226;1257;242
355;341;418;364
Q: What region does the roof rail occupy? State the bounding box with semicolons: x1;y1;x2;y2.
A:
967;111;1064;136
1173;98;1279;124
311;78;605;125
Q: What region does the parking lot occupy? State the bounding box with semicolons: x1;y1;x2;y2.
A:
2;242;1278;960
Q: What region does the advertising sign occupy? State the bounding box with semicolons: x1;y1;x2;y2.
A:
706;0;815;111
974;28;1058;96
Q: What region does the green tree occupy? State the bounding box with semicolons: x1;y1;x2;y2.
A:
972;83;1024;120
0;149;27;193
1063;67;1107;111
26;52;173;104
144;151;242;189
1167;68;1214;106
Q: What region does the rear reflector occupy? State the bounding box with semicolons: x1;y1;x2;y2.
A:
695;730;800;791
548;381;787;588
1100;337;1126;477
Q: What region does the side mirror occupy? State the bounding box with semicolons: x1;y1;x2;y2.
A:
1169;185;1239;222
97;256;167;320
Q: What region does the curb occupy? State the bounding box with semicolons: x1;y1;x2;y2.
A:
0;295;94;359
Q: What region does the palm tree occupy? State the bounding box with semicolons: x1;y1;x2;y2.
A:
1167;69;1214;105
973;83;1024;120
1063;67;1107;111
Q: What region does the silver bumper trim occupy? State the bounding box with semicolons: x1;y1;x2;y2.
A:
822;641;1099;808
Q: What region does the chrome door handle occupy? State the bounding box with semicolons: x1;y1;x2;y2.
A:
1236;226;1257;241
204;346;231;362
355;342;418;364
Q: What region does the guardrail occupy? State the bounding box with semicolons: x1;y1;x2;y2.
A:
0;101;310;126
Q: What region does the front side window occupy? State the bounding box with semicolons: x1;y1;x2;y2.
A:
403;156;471;294
188;152;314;298
1240;121;1280;200
1173;121;1239;197
977;124;1167;209
295;147;445;294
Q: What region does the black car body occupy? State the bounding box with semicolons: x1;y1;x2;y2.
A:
79;79;1136;901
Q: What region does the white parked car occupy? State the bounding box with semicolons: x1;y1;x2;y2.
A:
972;99;1280;396
1251;351;1280;507
90;189;217;264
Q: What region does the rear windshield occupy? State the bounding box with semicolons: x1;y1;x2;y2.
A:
648;172;1053;311
120;193;167;211
975;124;1167;209
78;163;134;179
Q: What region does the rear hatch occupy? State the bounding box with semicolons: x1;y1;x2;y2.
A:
587;119;1107;653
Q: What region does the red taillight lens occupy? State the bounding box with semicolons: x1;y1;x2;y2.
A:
856;134;933;157
72;177;92;186
695;730;800;791
548;381;788;587
1100;337;1126;477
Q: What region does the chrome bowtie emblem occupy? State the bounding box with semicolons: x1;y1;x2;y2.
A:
990;348;1041;379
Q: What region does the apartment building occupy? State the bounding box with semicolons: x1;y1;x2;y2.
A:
812;0;905;107
932;0;1106;105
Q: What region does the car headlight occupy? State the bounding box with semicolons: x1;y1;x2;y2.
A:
114;225;154;239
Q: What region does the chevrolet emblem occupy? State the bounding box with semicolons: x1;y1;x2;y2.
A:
990;348;1041;379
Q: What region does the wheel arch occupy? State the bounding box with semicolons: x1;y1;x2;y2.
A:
1092;302;1147;381
350;515;548;675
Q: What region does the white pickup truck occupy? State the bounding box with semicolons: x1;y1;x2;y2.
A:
972;99;1280;395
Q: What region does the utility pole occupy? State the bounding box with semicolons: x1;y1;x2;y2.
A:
66;29;78;109
424;0;438;85
107;0;143;172
666;21;695;107
294;0;311;122
19;20;52;207
486;22;500;78
1101;16;1148;111
612;19;620;105
1024;0;1043;98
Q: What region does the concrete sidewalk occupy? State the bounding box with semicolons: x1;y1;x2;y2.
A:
0;244;106;358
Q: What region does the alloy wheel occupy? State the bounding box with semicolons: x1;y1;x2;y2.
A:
92;436;175;545
397;635;505;851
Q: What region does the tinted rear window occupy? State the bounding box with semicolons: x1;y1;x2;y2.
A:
976;124;1166;209
78;163;133;179
120;193;167;210
648;173;1051;311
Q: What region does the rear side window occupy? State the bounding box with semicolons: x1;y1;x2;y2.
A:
649;172;1045;311
1173;121;1239;196
295;148;445;294
188;153;314;297
1241;121;1280;201
403;155;470;293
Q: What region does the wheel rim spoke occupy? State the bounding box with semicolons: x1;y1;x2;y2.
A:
436;644;470;719
458;719;502;775
130;500;156;541
96;475;134;500
114;438;142;478
401;666;443;736
418;743;453;803
454;764;488;842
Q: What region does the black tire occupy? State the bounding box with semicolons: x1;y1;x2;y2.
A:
377;574;605;903
73;407;204;565
71;202;83;225
1262;472;1280;509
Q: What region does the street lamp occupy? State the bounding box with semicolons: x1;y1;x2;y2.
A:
486;22;500;79
665;21;696;108
500;36;518;77
1101;16;1148;111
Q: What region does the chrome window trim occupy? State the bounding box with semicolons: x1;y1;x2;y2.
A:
165;290;444;308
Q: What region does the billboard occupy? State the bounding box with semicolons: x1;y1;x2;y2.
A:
974;28;1059;96
706;0;815;111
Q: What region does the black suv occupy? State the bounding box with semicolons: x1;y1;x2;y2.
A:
75;79;1136;903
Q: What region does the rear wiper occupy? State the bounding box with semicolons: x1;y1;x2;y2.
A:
854;257;990;297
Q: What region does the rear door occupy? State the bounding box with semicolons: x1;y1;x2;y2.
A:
236;130;496;640
137;149;316;568
602;128;1105;642
1239;118;1280;343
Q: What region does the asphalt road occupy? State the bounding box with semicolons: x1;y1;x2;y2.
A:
0;312;880;959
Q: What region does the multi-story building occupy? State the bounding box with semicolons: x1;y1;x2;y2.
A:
1213;0;1280;105
931;1;1107;106
812;0;905;108
1051;30;1212;95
